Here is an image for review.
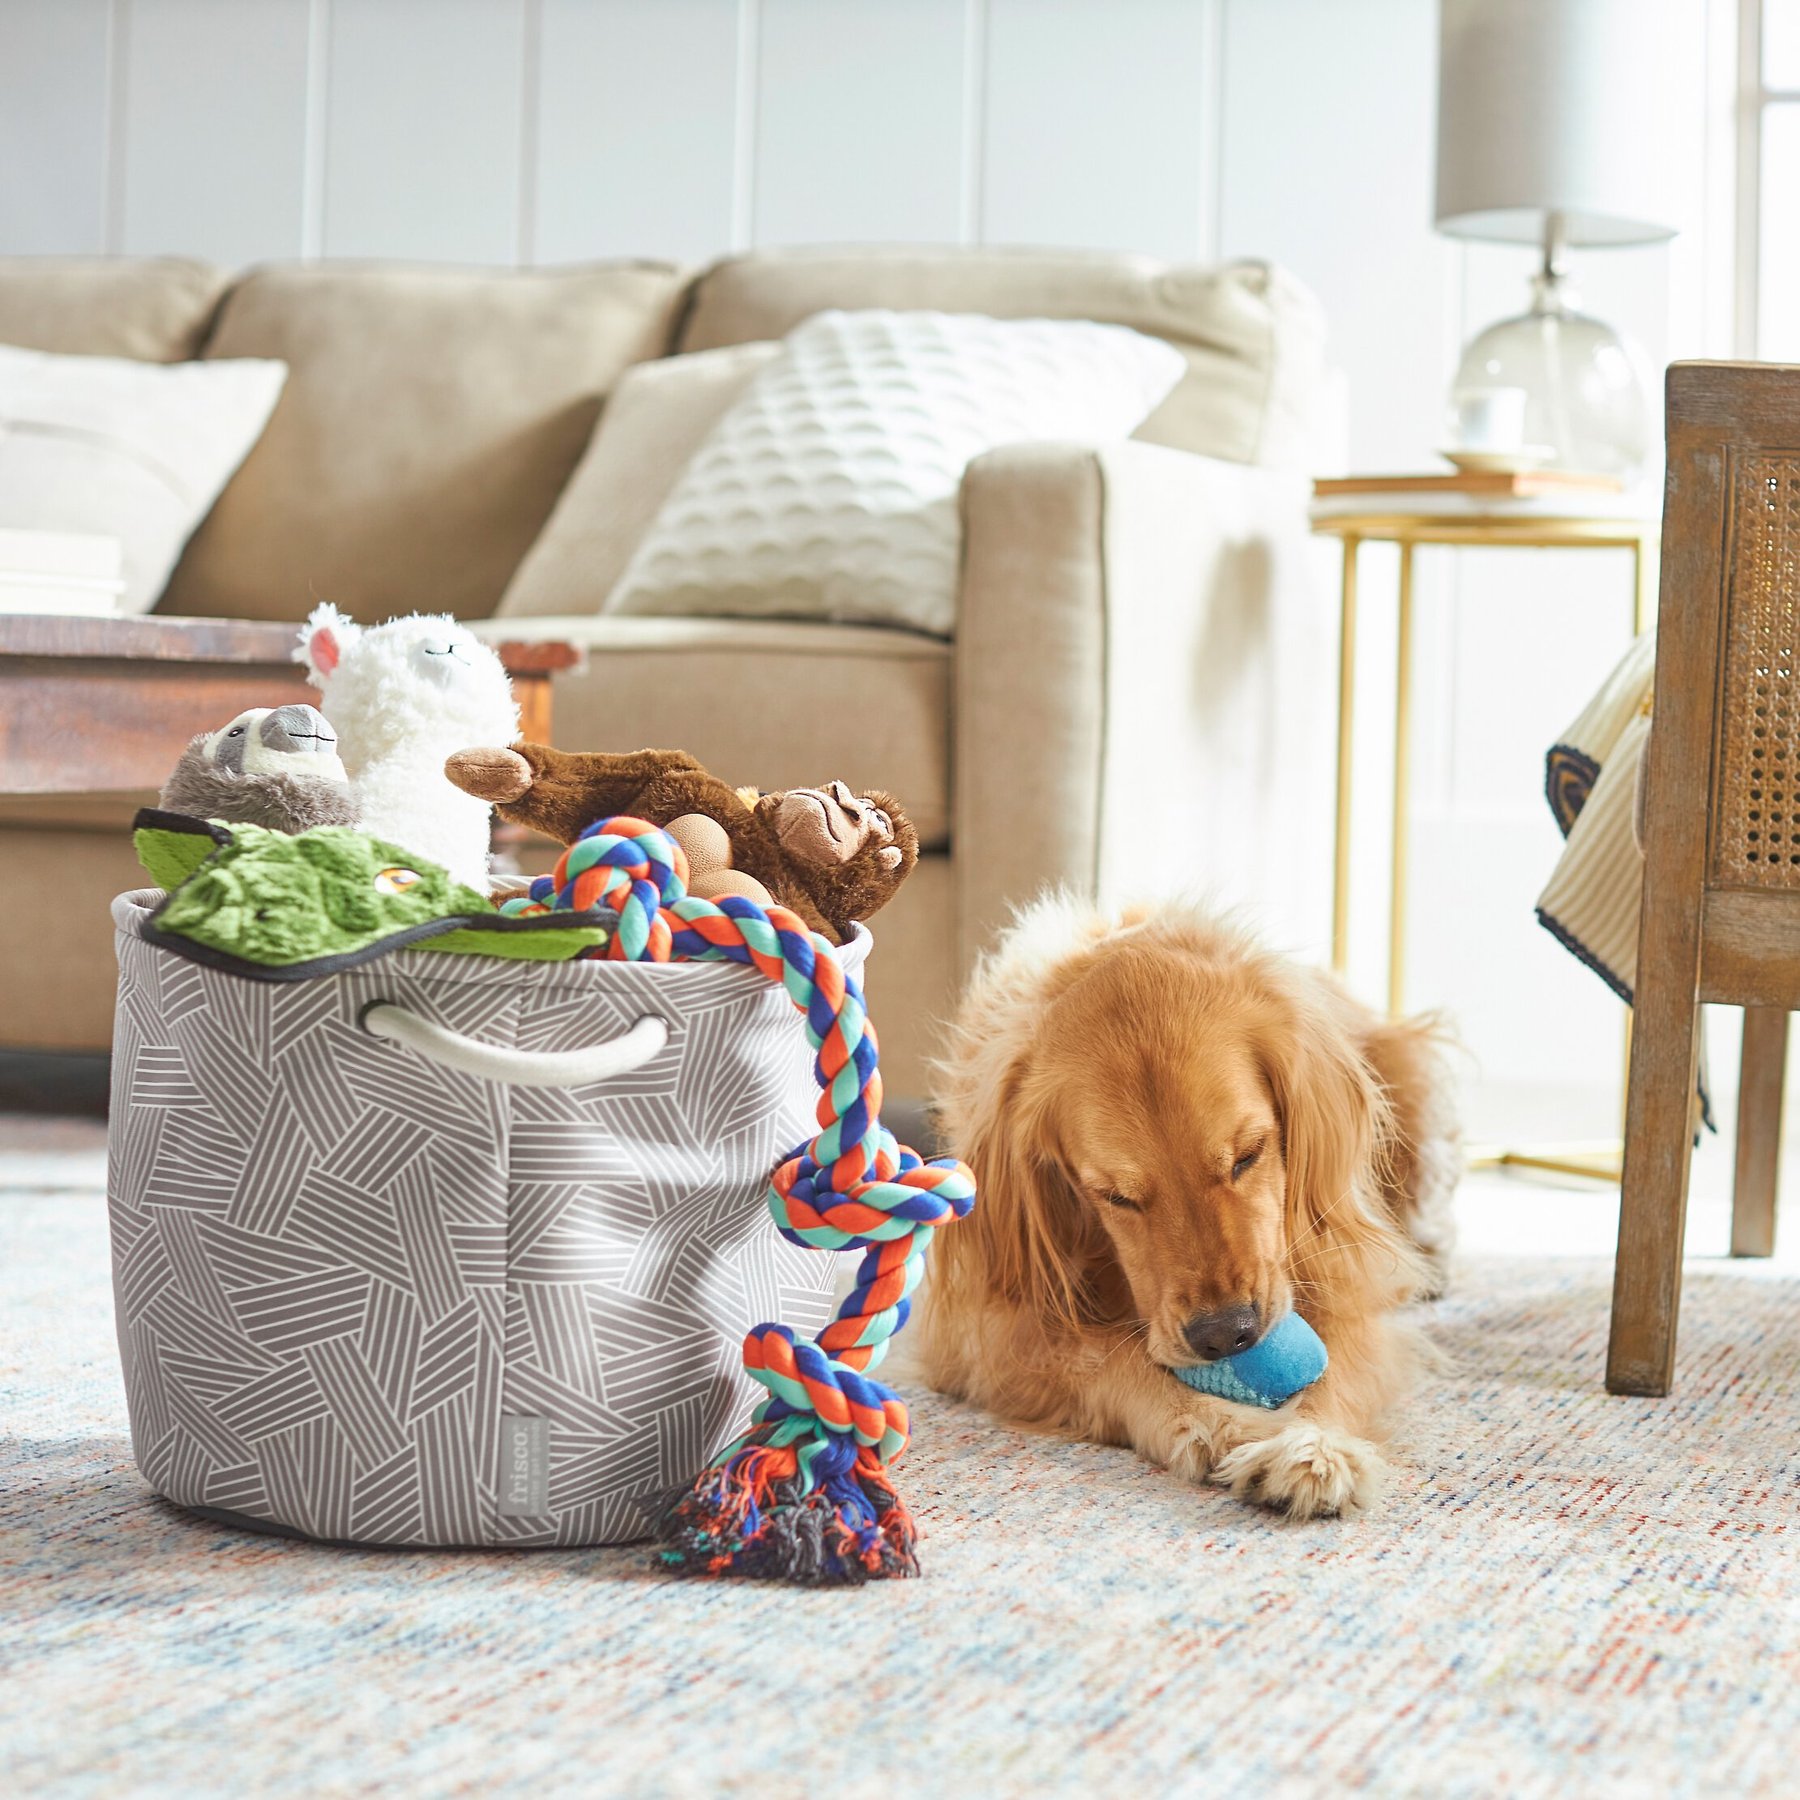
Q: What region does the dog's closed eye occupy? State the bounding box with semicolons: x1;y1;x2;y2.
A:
1231;1143;1264;1182
1105;1191;1143;1212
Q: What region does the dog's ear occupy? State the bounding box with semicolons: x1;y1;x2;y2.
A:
933;1066;1112;1330
1259;995;1389;1278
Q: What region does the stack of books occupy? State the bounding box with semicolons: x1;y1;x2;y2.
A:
0;529;127;615
1313;469;1626;500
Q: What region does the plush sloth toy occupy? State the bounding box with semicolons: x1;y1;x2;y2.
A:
160;704;360;835
444;743;918;945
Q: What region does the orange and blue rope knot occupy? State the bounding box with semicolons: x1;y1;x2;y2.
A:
504;815;975;1584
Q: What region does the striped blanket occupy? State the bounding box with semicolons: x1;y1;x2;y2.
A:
1537;634;1655;1004
1536;634;1711;1125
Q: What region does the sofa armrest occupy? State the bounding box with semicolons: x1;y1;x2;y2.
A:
954;440;1333;975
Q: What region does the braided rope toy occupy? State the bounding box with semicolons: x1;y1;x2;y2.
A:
503;815;975;1585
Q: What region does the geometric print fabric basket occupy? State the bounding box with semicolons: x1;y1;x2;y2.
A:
105;888;846;1549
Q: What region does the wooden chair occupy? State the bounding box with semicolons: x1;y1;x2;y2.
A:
1609;361;1795;1397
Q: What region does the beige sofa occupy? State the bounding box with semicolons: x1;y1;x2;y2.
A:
0;248;1332;1099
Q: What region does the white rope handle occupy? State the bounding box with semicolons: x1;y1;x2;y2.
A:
360;1004;668;1089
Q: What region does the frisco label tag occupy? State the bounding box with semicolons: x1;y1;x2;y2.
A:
498;1414;549;1516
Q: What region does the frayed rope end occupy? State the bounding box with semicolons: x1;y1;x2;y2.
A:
648;1430;919;1586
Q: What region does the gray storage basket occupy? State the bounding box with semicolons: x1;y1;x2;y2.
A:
105;888;852;1548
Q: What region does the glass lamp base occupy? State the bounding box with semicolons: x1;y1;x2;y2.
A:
1448;272;1655;481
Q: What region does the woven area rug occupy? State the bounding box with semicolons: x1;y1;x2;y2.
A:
5;1162;1798;1797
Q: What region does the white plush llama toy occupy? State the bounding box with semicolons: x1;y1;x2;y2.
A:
296;603;518;890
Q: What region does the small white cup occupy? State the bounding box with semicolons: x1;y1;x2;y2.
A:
1449;386;1528;453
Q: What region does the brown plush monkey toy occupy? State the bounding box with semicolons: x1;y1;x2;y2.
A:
444;743;918;945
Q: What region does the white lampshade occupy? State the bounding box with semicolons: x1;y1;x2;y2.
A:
1435;0;1681;247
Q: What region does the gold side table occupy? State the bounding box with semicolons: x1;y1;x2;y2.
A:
1312;497;1661;1180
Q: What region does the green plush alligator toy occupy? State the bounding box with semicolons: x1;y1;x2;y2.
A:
133;809;610;979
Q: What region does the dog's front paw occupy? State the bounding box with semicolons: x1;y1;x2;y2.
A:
1211;1422;1385;1519
1160;1409;1223;1488
1141;1387;1244;1488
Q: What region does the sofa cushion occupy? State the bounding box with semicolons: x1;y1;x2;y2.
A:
607;310;1183;637
477;614;951;850
496;340;780;619
678;247;1326;471
0;256;228;362
159;261;689;625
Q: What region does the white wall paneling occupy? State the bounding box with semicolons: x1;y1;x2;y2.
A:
754;0;969;245
534;0;741;264
117;0;313;266
0;0;113;254
322;0;528;264
981;0;1221;261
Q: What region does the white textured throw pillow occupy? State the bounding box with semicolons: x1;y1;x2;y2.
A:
606;310;1185;636
0;342;286;614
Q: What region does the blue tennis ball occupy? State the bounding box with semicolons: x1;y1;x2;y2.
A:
1172;1311;1328;1409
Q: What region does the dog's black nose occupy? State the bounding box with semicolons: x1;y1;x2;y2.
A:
1183;1304;1261;1362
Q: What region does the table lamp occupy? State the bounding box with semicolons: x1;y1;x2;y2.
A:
1435;0;1681;480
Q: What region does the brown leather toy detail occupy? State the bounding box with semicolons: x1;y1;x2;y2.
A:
664;813;776;910
447;744;535;805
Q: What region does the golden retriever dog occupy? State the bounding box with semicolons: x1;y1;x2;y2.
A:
920;897;1457;1519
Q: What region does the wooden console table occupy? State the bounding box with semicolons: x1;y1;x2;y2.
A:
0;615;576;796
